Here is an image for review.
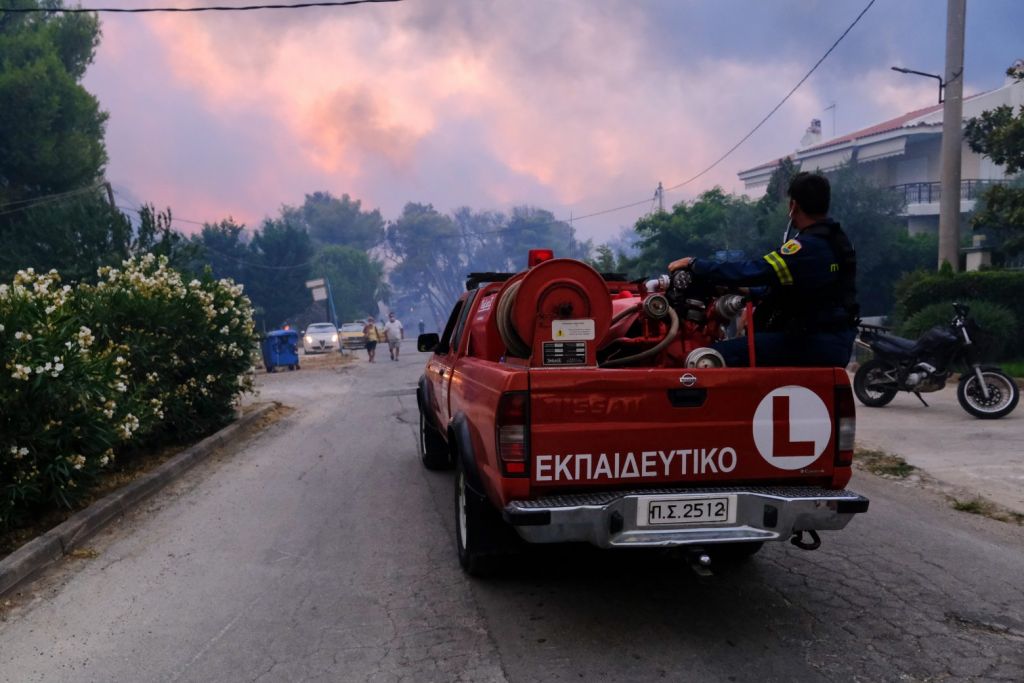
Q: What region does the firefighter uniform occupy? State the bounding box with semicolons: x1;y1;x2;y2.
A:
689;219;858;367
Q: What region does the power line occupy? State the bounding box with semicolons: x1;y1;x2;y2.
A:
0;183;106;218
663;0;876;193
530;0;877;231
1;0;401;13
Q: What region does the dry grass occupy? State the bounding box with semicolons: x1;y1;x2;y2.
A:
951;496;1024;525
854;448;917;478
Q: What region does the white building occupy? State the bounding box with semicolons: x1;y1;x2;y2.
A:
738;63;1024;238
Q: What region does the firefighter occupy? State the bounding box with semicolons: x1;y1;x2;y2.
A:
668;172;859;367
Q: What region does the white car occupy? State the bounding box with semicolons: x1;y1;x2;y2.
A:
303;322;339;354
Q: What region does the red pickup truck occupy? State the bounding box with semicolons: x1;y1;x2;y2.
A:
417;253;868;576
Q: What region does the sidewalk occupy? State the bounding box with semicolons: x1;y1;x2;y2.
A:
855;383;1024;515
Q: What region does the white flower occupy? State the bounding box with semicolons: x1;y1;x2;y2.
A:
10;364;31;381
14;331;32;341
45;305;56;314
70;454;86;470
77;326;94;347
0;323;4;332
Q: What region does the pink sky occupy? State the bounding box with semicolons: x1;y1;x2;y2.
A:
83;0;1024;242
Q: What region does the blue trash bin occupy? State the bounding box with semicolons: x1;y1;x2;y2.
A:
261;330;300;372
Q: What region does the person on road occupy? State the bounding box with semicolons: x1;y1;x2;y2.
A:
668;172;859;367
383;312;404;361
363;316;382;363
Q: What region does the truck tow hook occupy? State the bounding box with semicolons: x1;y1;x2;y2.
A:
790;530;821;551
685;550;714;577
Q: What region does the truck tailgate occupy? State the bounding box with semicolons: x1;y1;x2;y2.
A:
528;367;841;490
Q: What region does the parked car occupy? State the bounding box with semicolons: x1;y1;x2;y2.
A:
303;322;339;353
340;321;368;349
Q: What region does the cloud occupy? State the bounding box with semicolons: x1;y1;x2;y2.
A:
83;0;1024;240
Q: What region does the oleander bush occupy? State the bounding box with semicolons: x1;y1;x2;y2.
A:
1;256;256;530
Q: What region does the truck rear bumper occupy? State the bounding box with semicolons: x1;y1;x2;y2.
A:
503;486;868;548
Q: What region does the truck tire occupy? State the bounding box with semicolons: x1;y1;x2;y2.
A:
419;410;451;470
454;459;501;577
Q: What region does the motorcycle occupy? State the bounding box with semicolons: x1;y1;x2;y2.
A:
853;303;1019;419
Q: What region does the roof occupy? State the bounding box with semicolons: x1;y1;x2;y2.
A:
740;90;993;178
801;101;945;153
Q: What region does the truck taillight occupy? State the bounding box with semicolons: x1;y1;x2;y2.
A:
835;386;856;467
497;391;529;477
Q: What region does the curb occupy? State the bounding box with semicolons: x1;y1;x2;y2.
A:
0;402;279;597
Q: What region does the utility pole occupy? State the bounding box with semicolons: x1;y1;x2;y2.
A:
938;0;966;271
568;211;575;259
656;181;664;212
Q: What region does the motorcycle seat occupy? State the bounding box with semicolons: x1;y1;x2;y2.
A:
873;333;917;357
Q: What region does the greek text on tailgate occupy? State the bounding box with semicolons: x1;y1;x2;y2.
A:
533;448;740;482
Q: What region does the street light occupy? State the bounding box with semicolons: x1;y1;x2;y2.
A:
891;66;944;104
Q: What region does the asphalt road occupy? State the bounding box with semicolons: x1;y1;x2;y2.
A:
2;347;1023;682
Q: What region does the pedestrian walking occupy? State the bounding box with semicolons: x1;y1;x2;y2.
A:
383;312;404;361
363;316;381;363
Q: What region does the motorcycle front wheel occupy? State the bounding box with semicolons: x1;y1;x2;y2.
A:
853;359;898;407
957;370;1020;419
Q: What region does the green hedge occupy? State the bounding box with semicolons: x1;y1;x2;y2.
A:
1;256;255;530
897;300;1018;361
894;269;1024;359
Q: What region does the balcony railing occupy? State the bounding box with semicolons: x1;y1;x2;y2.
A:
893;179;1007;205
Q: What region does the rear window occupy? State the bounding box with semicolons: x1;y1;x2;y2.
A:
341;324;363;332
308;324;335;331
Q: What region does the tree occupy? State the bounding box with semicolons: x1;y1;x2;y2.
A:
965;66;1024;259
0;0;107;206
311;245;384;323
246;219;314;329
189;218;250;286
0;2;144;283
281;191;385;250
0;189;130;282
633;187;771;277
827;163;935;316
386;203;466;327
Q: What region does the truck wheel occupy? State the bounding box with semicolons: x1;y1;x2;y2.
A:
419;410;451;470
454;461;499;577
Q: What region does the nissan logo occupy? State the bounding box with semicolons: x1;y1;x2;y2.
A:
679;373;697;387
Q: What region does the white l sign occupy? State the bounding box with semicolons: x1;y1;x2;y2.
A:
752;386;831;471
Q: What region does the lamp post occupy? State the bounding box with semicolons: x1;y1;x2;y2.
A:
890;66;944;104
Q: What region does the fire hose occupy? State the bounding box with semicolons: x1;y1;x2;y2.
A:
600;307;680;368
496;279;531;358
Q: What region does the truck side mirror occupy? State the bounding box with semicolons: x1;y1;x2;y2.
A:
418;333;440;352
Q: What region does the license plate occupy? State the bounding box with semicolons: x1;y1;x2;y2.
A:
636;495;737;527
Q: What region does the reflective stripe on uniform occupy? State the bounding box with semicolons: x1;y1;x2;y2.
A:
763;251;794;285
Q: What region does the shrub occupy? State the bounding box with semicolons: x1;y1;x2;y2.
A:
77;254;257;443
894;269;1024;358
897;299;1018;361
0;256;256;530
1;269;150;528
